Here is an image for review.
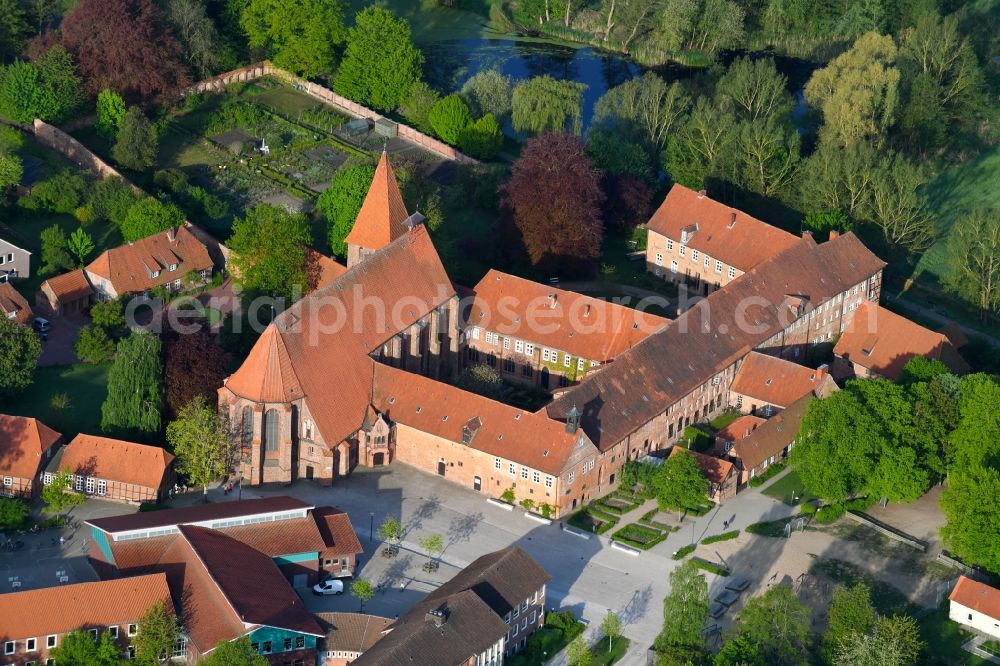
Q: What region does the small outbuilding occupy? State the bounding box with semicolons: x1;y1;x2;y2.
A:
950;575;1000;640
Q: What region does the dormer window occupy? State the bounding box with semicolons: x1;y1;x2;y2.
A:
151;270;160;278
168;263;177;272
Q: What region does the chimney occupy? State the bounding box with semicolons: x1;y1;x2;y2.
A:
815;364;828;381
828;230;840;240
727;212;736;229
425;609;446;627
548;294;557;309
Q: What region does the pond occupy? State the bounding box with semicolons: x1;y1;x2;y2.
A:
422;37;819;134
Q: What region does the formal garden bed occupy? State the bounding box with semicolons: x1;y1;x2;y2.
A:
567;505;619;535
593;495;641;516
639;508;680;532
610;523;670;550
701;530;740;545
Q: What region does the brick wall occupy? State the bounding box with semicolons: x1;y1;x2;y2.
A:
184;62;479;165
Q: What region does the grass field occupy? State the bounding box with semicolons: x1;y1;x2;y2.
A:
592;635;630;665
918;603;989;665
762;469;817;506
916;146;1000;282
2;363;111;439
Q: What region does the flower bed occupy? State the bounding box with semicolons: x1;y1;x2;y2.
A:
672;544;696;560
594;496;639;515
611;523;669;550
701;530;740;545
567;507;618;535
639;508;679;532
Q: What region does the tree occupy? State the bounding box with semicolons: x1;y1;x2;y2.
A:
50;629;123;666
834;615;923;666
112;107;158;172
804;32;900;147
566;634;592;666
714;634;762;666
241;0;345;78
418;533;444;564
351;578;375;612
19;168;88;213
201;637;269;666
227;204;312;301
95;89;126;139
0;497;29;530
75;325;116;364
316;163;375;258
163;328;229;419
822;583;875;662
944;209;1000;323
0;0;27;61
377;516;403;545
717;57;792;123
39;224;73;275
461;69;513;121
0;152;21;189
41;469;86;515
663;97;735;190
428;94;472;145
501;132;604;275
592;73;690;152
33;45;85;122
120;198;183;243
458;114;503;160
0;315;41;397
655;560;709;655
863;152;934;256
60;0;189;102
653;450;708;516
166;0;226;78
66;227;94;266
167;396;228;495
400;81;440;135
334;6;423;112
511;76;586;136
732;584;811;665
796;142;878;221
0;47;83;124
133;600;179;666
91;176;141;227
100;330;163;436
600;610;622;653
730;117;800;198
91;298;127;338
898;72;947;156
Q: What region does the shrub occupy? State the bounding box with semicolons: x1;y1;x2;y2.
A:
96;89;126;138
672;544;695;560
458;114;503;159
400;81;439;134
428;94;472;145
844;497;874;512
19;169;89;213
701;530;740;545
539;503;553;519
748;462;786;487
816;504;846;524
691;557;730;576
74;325;115;364
73;205;94;224
800;502;818;515
519;498;535;511
747;515;802;538
500;487;515;504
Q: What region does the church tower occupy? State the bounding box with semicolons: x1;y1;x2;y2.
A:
345;151;409;268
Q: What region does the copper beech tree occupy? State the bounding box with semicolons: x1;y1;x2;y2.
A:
501;132;604;276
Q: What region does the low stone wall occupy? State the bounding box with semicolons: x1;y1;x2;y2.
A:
845;510;929;551
185;62;479;165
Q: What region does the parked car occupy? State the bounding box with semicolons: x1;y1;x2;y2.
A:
312;579;344;596
32;317;51;333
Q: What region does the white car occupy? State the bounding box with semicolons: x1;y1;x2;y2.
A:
312;579;344;596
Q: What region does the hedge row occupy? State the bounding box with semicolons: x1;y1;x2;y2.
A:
672;544;696;560
701;530;740;545
692;557;730;576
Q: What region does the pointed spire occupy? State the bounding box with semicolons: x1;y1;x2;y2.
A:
344;151;409;252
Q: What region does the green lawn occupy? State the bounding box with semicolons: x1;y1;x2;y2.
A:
506;611;585;666
709;409;741;431
2;364;111;439
761;469;817;506
918;603;989;665
592;636;630;665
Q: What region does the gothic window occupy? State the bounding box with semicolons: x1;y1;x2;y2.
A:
263;409;279;452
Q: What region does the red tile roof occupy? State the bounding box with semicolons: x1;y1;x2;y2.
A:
950;576;1000;621
668;446;734;486
86;226;212;296
306;247;348;292
316;612;393;654
373;363;591;476
0;574;172;640
51;434;174;490
715;415;766;442
0;282;32;324
224;224;455;447
549;233;886;449
646;184;800;271
731;352;838;407
312;506;363;556
834;302;970;380
214;516;327;556
41;268;92;302
344;152;409;251
467;270;669;362
0;413;61;480
730;396;810;471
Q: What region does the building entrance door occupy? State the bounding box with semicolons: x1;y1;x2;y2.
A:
474;476;481;491
438;461;446;476
373;452;385;466
305;466;313;480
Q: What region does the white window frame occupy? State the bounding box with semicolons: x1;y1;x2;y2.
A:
471;327;480;340
5;641;15;655
691;249;699;262
495;458;501;470
704;255;710;268
128;624;138;637
678;245;686;257
47;635;57;648
715;260;723;274
26;637;36;652
545;476;553;488
666;239;674;251
521;467;528;480
532;471;540;483
2;477;10;487
97;479;107;496
108;626;118;639
577;358;585;371
515;340;524;354
86;477;95;494
525;343;534;356
508;463;516;476
568;472;575;484
670;260;678;274
503;337;511;350
728;266;736;279
75;475;84;491
654;253;662;266
563;354;571;368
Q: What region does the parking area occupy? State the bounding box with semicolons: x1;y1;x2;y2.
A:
37;311;85;366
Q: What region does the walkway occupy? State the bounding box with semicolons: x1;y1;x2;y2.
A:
963;635;1000;664
886;292;999;348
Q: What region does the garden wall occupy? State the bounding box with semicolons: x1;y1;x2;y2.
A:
31;119;230;268
186;62;479;165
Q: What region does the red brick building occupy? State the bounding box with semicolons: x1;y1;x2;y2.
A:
645;185;800;294
36;268;92;316
0;574;172;665
0;414;61;498
727;396;812;485
729;351;838;416
44;434;175;504
464;270;668;390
